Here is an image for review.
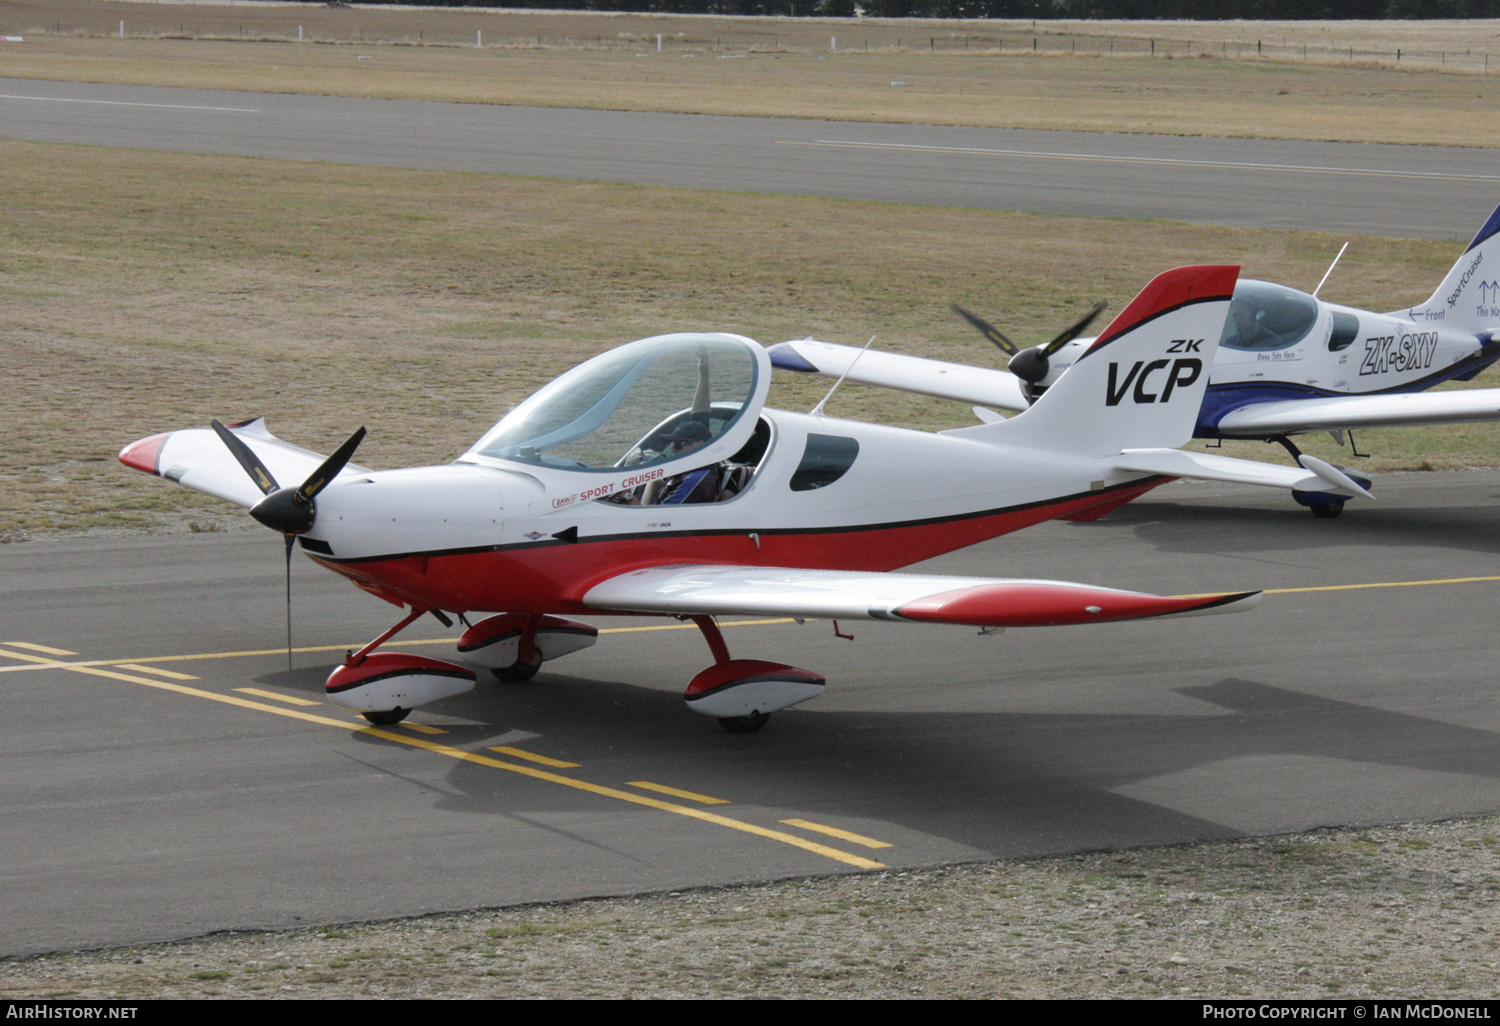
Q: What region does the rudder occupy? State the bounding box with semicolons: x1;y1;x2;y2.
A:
957;265;1239;459
1401;200;1500;334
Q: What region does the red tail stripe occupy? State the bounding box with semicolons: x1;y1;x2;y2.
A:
1087;264;1240;355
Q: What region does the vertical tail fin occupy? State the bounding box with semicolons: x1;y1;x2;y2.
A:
952;265;1238;458
1401;201;1500;333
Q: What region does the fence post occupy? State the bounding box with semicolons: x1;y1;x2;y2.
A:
118;19;123;38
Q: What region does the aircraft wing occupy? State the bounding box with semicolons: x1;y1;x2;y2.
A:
583;564;1260;627
1216;389;1500;435
118;417;365;508
768;339;1031;412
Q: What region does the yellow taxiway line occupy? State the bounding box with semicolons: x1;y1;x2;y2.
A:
1;639;886;871
780;818;894;850
0;618;797;673
7;571;1490;870
627;781;730;805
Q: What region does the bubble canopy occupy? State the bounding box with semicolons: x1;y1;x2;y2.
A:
1220;280;1320;352
465;333;768;474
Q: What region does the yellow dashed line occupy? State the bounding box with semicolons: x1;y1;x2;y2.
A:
1;641;78;656
780;818;893;850
234;687;321;707
488;746;580;768
398;722;447;735
20;651;883;869
627;781;729;805
0;618;798;673
116;663;199;681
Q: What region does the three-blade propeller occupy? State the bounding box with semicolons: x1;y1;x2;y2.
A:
952;301;1107;385
210;419;366;669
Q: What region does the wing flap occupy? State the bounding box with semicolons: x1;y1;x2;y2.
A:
118;418;368;509
769;339;1030;412
582;564;1259;627
1216;389;1500;434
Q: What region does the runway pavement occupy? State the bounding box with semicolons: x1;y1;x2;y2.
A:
4;469;1500;955
3;78;1499;239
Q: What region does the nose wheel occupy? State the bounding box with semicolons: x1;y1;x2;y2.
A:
362;707;410;726
718;712;770;734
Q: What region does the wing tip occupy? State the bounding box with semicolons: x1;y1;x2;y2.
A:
767;342;818;373
118;432;170;476
1159;590;1263;618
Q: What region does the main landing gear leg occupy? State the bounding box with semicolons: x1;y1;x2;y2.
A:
1269;434;1358;519
494;613;544;683
344;606;430;726
691;616;770;734
1268;434;1346;519
683;617;827;733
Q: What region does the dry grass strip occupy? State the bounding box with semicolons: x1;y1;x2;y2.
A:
3;5;1500;145
1;140;1491;539
2;816;1498;998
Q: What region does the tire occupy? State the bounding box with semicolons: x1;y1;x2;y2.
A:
494;650;543;683
718;712;770;734
363;707;409;725
1310;499;1344;519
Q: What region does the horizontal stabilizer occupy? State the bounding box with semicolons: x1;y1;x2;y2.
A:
769;339;1030;412
1109;448;1368;496
1216;389;1500;435
118;418;365;509
583;564;1259;627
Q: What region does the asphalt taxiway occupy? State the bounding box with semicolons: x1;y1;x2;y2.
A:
2;78;1498;239
5;469;1500;956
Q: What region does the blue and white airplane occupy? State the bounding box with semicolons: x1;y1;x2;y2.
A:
770;204;1500;517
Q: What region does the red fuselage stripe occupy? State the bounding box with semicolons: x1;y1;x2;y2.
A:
308;478;1168;615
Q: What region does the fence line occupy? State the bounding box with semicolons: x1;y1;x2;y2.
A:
3;20;1487;73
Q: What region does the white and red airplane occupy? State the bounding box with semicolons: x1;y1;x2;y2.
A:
771;203;1500;517
119;265;1342;732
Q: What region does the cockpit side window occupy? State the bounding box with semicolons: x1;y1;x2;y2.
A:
790;434;859;492
1328;311;1359;352
1221;281;1319;352
601;417;773;507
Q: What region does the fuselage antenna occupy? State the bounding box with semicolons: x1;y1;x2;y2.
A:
810;335;876;417
1311;242;1349;298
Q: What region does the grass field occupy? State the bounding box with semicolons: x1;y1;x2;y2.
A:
4;5;1500;145
0;138;1491;538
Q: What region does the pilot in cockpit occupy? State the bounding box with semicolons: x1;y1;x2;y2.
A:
620;345;725;505
1224;296;1283;350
